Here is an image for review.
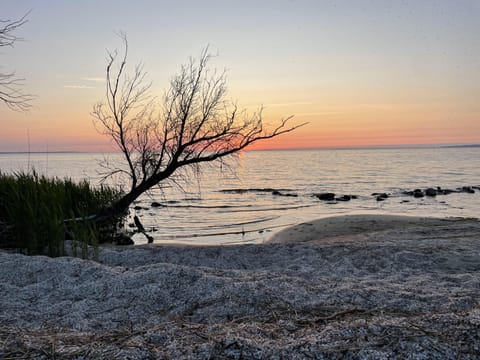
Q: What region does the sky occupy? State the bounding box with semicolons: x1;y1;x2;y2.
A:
1;0;479;152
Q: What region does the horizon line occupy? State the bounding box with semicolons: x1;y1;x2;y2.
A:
0;143;479;154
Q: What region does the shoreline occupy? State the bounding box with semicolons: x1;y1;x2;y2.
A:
133;213;475;247
1;214;480;358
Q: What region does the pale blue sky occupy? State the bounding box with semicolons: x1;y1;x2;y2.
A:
1;0;479;151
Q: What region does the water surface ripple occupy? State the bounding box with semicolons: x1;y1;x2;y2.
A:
1;147;479;245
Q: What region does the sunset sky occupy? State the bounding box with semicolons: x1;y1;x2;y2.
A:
1;0;479;152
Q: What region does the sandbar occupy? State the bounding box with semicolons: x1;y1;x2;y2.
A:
268;213;467;244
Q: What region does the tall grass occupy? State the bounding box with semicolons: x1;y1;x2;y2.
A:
0;171;122;257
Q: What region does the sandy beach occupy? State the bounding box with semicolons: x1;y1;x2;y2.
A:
1;214;480;358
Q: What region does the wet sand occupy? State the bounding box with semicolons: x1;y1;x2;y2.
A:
268;214;466;244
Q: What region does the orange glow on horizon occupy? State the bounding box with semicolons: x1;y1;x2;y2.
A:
1;85;479;153
1;1;479;153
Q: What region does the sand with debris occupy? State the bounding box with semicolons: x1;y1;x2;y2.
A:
1;214;480;359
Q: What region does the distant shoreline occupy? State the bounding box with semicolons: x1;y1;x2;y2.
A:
248;143;480;152
0;151;82;154
0;143;479;154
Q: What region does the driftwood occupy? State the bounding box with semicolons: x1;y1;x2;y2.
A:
133;215;153;243
63;213;153;245
63;214;115;243
0;212;151;249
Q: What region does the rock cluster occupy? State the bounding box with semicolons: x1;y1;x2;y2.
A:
113;233;134;246
313;193;357;202
220;188;293;194
312;185;478;204
271;190;298;197
372;193;389;201
403;186;477;198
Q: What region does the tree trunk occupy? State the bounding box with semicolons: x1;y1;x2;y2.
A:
92;165;176;242
98;185;146;221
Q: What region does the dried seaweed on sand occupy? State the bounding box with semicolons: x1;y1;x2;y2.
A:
1;216;480;359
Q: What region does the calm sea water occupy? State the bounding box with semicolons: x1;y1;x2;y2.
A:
1;147;479;245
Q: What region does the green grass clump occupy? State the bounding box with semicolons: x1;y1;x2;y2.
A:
0;171;122;257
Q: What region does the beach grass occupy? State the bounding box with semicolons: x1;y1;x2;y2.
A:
0;171;121;256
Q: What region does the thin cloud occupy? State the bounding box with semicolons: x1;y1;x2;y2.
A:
63;85;95;89
265;101;312;107
81;77;105;82
296;111;342;116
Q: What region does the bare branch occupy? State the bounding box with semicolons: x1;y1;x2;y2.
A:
0;13;28;47
0;12;34;111
92;34;154;190
93;37;306;218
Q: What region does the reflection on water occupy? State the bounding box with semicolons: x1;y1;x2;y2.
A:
1;147;479;245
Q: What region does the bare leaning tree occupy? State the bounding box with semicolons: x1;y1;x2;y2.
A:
0;13;33;111
92;35;305;223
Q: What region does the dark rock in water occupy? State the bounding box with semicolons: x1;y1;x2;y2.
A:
425;188;437;197
373;193;389;200
460;186;475;194
272;190;298;197
403;191;414;196
336;195;351;202
401;200;410;203
350;195;358;199
221;188;292;194
437;187;455;195
473;186;480;191
113;233;134;246
220;189;249;194
133;205;146;211
314;193;335;201
413;189;425;198
151;201;163;207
